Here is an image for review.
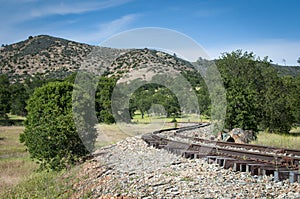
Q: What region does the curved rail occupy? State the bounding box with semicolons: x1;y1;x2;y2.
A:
141;123;300;182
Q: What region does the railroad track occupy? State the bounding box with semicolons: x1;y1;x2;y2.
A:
141;123;300;183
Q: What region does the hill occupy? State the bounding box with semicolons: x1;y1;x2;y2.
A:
0;35;92;81
0;35;299;81
0;35;197;82
272;64;300;77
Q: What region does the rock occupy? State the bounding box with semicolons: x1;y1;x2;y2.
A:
70;135;300;198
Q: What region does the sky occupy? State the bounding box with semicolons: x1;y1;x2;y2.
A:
1;0;300;65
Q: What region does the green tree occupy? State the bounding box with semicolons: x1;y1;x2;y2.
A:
261;76;293;133
292;76;300;124
216;51;261;131
217;50;294;134
282;75;300;125
129;83;181;119
258;61;294;133
10;83;28;116
181;70;210;115
0;74;11;119
95;77;116;124
20;81;94;170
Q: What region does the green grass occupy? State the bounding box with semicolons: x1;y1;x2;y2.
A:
0;126;26;157
251;128;300;149
7;114;26;121
131;113;209;124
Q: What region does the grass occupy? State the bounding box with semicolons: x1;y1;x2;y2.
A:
0;114;25;126
0;124;135;198
0;126;38;194
7;114;26;121
1;165;84;198
95;123;130;148
1;122;299;197
131;113;209;124
95;122;171;149
0;126;87;198
251;127;300;149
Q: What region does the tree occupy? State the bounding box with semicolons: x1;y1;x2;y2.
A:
95;77;116;124
10;83;28;116
216;50;294;134
216;51;262;132
282;58;286;66
260;75;294;133
129;83;181;119
282;76;300;125
0;74;11;119
20;81;95;170
297;57;300;66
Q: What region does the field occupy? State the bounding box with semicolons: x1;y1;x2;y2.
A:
131;113;210;124
0;126;37;193
0;126;90;198
251;127;300;149
1;123;299;197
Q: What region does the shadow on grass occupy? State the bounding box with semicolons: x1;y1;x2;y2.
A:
0;119;24;126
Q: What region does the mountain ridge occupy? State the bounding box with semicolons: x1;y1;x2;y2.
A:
0;35;299;82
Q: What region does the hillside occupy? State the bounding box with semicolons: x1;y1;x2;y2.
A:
0;35;299;81
0;35;196;82
273;64;300;77
0;35;92;81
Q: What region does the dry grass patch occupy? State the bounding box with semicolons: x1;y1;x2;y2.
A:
0;126;38;194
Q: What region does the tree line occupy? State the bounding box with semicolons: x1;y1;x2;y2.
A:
1;50;299;133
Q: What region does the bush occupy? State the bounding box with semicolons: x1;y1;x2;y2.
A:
20;81;94;170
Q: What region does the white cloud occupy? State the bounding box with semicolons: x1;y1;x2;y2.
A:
0;0;134;44
63;14;139;45
30;0;132;17
206;39;300;66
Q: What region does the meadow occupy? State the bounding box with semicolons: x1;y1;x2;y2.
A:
251;127;300;149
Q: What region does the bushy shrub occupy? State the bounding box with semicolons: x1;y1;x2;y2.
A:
20;81;96;170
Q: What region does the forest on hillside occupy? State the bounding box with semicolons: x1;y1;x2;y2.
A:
0;50;299;135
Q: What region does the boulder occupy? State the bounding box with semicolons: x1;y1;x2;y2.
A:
217;128;256;143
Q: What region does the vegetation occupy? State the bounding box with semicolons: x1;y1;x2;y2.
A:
1;49;299;136
2;169;78;198
95;76;116;124
0;35;92;82
20;81;95;170
216;50;299;134
129;83;181;119
1;41;300;197
0;74;11;119
0;126;37;195
0;125;128;198
252;128;300;149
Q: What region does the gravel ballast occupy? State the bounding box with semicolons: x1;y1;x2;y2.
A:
72;136;300;199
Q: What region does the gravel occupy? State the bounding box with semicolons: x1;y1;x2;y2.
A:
71;136;300;199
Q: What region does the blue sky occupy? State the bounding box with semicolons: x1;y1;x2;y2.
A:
1;0;300;65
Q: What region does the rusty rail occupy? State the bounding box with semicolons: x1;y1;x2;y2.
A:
141;123;300;182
